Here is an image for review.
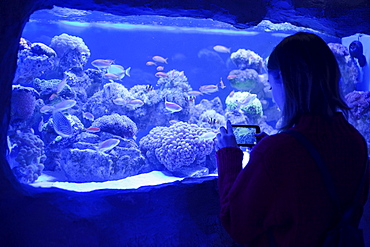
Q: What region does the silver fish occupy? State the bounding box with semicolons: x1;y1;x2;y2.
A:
98;139;120;153
54;99;76;112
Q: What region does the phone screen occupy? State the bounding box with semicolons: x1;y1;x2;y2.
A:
231;125;261;147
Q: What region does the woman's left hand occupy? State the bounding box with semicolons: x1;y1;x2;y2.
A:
215;120;239;151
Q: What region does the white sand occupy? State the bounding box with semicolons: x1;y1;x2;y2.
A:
30;151;249;192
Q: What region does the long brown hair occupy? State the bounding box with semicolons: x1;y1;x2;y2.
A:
267;32;348;130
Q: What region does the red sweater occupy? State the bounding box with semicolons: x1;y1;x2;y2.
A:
217;113;369;246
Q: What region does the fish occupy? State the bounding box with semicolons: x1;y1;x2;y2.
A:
187;90;203;97
52;111;73;137
188;95;196;103
207;118;220;126
169;120;179;125
199;84;219;94
146;61;157;66
104;73;122;80
241;94;257;105
145;85;154;93
227;74;238;80
53;99;77;112
152;56;168;64
199;132;217;141
178;71;185;78
219;77;226;89
213;45;231;53
49;94;58;100
228;90;235;97
107;65;131;78
165;99;182;113
156;66;164;71
98;138;120;153
112;97;126;105
40;105;54;114
91;59;114;69
38;118;44;132
56;77;67;94
85;127;100;133
127;99;144;107
155;72;169;77
82;112;94;121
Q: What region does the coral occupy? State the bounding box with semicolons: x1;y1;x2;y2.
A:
228;69;260;91
92;113;137;138
10;85;39;123
240;99;263;122
60;132;145;182
13;47;56;85
345;91;370;154
19;37;32;50
225;91;263;124
328;43;360;96
82;82;131;119
50;33;90;73
129;84;162;106
7;131;46;184
139;122;216;176
230;49;264;72
197;109;226;129
345;91;370;120
156;69;191;92
31;43;57;57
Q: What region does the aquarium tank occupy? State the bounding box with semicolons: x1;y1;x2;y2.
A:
7;6;368;192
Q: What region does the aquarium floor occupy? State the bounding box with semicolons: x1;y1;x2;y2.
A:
30;170;193;192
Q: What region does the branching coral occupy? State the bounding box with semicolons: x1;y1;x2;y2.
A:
139;122;215;175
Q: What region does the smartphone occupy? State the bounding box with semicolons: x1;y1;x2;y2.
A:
231;125;261;147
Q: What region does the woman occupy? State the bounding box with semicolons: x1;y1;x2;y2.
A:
216;32;369;246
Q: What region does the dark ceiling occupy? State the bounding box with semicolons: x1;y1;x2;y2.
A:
35;0;370;37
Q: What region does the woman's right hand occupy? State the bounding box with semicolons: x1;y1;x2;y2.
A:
255;132;269;143
215;120;239;151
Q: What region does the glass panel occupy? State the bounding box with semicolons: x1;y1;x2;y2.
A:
8;7;350;192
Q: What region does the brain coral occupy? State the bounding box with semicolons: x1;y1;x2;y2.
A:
139;122;215;173
50;33;90;73
10;85;39;122
92;113;137;138
50;33;90;58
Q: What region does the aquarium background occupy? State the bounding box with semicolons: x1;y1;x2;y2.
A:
8;7;368;191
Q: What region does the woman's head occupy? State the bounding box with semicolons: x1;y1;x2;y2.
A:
267;32;348;130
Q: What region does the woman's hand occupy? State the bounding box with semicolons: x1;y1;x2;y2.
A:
255;132;269;143
215;120;239;151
